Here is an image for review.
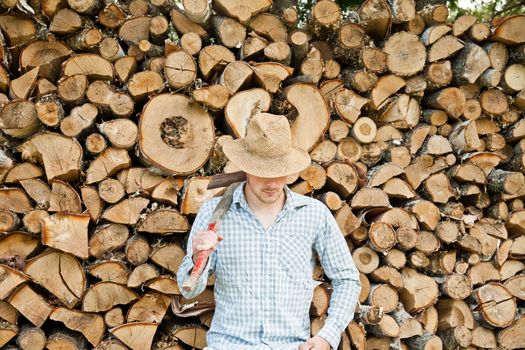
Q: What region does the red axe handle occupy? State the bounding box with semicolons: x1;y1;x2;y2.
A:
181;223;216;292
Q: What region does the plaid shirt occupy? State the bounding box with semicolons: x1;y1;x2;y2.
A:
177;182;361;350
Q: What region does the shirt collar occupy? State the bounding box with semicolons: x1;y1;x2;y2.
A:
232;181;309;212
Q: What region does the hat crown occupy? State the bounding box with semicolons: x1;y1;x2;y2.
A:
245;114;291;157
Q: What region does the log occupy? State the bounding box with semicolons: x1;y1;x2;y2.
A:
150;242;185;274
49;307;105;347
125;234;151;266
42;213;89;259
359;0;392;40
24;249;85;308
18;132;82;182
0;101;40;138
16;325;46;350
351;117;377;143
383;31;426;76
399;268;439;313
472;282;516;328
127;264;159;289
368;283;399;313
353;246;380;274
105;308;125;328
390;303;423;339
452;42;491;85
127;291;171;323
368;222;397;252
138;94;214;175
49;179;82;213
35;96;64;127
89;260;128;284
370;74;405;110
7;285;52;327
83;282;139;312
110;322;158;350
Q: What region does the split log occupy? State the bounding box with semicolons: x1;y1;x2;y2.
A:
105;308;125;328
150;242;185;274
285;84;330;151
359;0;392;40
42;213;90;259
437;299;475;332
225;88;271;137
452;42;491;85
399;268;439;313
49;307;105;347
7;285;52;327
88;260;128;284
110;322;158;350
0;322;17;348
24;249;85;308
391;303;423;339
498;316;525;349
470;326;497;348
128;264;159;289
83;282;139;312
49;179;82;213
127;290;171;323
145;275;180;295
367;314;400;338
18;132;82;182
0;264;28;299
471;282;516;328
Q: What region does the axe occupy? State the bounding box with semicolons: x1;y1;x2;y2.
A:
206;171;246;190
181;181;242;292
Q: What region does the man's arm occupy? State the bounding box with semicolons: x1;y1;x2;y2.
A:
313;206;361;349
176;199;218;299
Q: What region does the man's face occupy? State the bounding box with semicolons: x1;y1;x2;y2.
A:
245;173;288;205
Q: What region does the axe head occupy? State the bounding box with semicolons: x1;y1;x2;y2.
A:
207;171;246;190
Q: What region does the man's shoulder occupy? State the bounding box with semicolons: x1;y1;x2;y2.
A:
289;191;328;212
197;196;222;215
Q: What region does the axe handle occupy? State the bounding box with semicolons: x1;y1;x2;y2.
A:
207;171;246;189
181;223;216;292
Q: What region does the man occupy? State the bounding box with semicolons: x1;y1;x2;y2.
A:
177;113;361;350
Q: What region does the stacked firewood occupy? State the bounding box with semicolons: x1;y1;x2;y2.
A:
0;0;524;348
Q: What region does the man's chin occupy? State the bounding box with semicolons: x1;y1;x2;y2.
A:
260;193;280;203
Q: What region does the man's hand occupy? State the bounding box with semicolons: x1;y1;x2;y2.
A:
192;229;223;263
298;336;331;350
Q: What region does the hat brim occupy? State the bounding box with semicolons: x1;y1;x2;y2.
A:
222;138;311;178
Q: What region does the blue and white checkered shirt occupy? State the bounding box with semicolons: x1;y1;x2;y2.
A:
177;182;361;350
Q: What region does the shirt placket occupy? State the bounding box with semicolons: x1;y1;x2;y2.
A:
262;208;289;342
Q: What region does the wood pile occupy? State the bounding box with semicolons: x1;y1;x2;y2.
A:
0;0;524;349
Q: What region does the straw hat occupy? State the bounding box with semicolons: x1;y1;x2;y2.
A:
222;113;311;178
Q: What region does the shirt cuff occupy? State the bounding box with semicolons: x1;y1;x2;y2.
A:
177;255;211;299
316;320;343;350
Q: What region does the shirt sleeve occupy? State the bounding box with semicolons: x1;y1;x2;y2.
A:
313;205;361;350
176;199;218;300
